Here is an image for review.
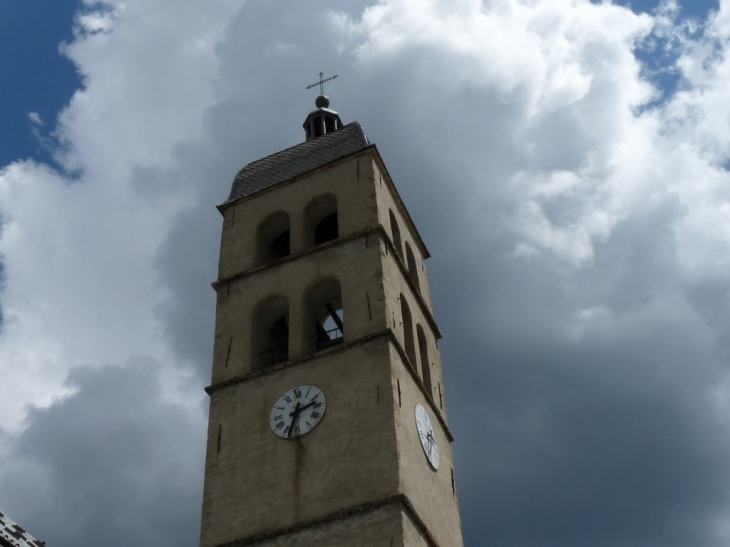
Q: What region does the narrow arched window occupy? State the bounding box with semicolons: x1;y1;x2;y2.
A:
253;296;289;370
305;195;338;247
389;210;403;257
305;278;344;353
257;212;290;265
400;294;417;372
405;242;420;291
417;325;433;396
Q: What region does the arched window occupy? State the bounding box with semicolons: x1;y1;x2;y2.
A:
305;278;344;353
405;242;420;291
305;195;338;247
257;212;290;265
315;214;338;244
389;210;403;257
400;294;417;372
417;325;433;396
253;296;289;370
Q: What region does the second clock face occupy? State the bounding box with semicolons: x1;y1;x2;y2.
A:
415;403;439;470
270;385;326;438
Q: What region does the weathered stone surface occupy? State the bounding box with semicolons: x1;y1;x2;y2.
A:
201;140;463;547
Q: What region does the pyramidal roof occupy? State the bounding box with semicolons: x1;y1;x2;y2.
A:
221;121;371;208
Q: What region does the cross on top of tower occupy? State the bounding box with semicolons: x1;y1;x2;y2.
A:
305;71;338;96
302;72;343;140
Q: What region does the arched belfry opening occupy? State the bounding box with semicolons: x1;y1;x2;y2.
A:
257;212;290;265
305;194;338;247
252;296;289;370
305;279;344;352
316;213;338;244
303;95;344;141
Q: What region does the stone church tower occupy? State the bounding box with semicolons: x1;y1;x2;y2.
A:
199;94;464;547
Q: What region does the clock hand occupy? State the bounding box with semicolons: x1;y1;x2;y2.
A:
294;396;319;414
426;434;436;458
288;402;300;438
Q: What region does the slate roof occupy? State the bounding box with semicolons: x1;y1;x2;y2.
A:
221;121;371;207
0;512;45;547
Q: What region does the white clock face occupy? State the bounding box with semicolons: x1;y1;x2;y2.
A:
415;403;439;470
270;385;326;438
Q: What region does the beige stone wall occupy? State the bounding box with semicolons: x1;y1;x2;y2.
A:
392;343;464;547
240;503;406;547
217;502;433;547
381;244;447;422
372;159;434;310
210;236;388;385
217;153;379;280
202;335;460;547
402;509;434;547
202;144;462;547
201;338;401;547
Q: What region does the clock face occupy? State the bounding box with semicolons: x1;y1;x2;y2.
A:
415;403;439;470
270;385;326;438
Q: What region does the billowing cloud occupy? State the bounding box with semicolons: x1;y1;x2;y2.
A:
2;0;730;545
0;358;206;547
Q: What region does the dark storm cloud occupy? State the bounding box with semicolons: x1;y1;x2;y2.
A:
153;201;219;376
0;358;205;547
440;191;730;546
451;326;730;546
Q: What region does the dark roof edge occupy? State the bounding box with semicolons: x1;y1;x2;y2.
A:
215;140;431;261
219;121;368;210
216;143;377;215
250;121;365;173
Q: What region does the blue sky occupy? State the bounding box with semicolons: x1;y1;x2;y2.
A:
3;1;730;546
619;0;717;16
0;0;78;167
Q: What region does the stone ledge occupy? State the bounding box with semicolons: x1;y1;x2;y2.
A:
209;493;440;547
205;329;454;443
212;225;442;342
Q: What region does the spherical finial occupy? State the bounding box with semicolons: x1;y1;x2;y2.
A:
315;95;330;109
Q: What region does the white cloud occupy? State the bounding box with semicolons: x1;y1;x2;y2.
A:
27;112;43;126
0;0;244;431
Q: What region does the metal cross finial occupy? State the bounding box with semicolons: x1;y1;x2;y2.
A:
305;72;338;95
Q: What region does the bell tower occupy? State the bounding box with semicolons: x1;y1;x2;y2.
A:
199;94;464;547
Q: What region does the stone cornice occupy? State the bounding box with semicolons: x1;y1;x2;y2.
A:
209;493;440;547
205;329;454;443
212;225;442;340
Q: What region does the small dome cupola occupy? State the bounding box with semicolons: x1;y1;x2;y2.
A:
303;95;344;141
